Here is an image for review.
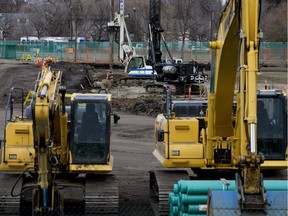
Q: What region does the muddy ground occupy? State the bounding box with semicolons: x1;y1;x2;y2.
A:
0;60;286;216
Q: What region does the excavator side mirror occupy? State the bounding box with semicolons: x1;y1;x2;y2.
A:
157;129;164;142
113;114;120;124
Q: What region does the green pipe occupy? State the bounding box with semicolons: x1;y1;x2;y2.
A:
186;181;235;195
176;180;287;195
170;205;179;216
173;183;180;194
181;194;207;205
169;193;179;206
181;203;207;214
263;180;288;191
176;180;235;195
180;213;206;216
170;180;288;215
187;204;206;214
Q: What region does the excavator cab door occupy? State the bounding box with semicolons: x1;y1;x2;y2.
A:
257;92;287;160
126;56;145;73
70;99;110;164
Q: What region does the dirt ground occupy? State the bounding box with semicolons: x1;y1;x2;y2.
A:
0;60;286;216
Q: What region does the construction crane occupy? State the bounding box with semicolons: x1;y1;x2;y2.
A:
0;64;120;215
150;0;287;215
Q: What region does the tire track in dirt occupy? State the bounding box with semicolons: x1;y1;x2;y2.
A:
0;66;14;99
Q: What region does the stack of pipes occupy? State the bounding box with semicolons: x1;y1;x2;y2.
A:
169;179;288;216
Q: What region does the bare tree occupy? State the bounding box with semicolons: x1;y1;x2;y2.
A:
0;0;287;42
0;0;23;13
41;1;70;36
86;0;110;41
198;0;224;41
0;14;14;40
28;8;46;38
261;1;287;41
136;1;151;41
160;2;178;41
170;0;201;59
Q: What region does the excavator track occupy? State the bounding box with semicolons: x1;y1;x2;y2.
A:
149;170;190;216
116;77;154;86
0;173;22;216
85;174;119;216
0;173;118;216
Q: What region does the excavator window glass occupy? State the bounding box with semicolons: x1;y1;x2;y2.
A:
70;101;110;164
257;97;286;159
127;57;144;72
172;101;208;117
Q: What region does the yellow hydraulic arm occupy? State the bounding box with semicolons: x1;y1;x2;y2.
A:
209;0;266;207
33;65;68;211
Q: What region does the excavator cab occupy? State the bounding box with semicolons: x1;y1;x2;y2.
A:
257;90;287;161
70;94;111;164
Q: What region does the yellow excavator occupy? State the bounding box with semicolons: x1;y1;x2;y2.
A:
150;0;287;215
0;64;119;215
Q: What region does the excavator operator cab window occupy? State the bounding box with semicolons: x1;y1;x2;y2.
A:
70;101;110;164
257;97;286;160
172;101;207;117
127;56;144;72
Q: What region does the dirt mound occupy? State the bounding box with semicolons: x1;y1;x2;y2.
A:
47;62;163;117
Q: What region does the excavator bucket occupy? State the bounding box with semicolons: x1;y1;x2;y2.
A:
207;190;288;216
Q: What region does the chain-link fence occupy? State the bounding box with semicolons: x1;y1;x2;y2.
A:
0;41;286;65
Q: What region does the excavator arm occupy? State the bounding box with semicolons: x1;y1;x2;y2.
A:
32;65;69;213
207;0;287;213
151;1;287;215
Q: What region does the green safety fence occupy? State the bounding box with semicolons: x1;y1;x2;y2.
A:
0;41;286;64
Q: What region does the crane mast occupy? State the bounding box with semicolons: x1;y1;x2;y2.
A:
108;0;136;64
148;0;163;64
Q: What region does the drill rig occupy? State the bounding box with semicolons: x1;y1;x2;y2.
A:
0;64;119;215
107;0;154;78
109;0;209;93
147;0;209;94
150;0;287;215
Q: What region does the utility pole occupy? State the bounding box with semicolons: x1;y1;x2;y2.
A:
109;0;115;73
133;7;136;41
210;11;214;40
118;0;125;61
72;1;80;63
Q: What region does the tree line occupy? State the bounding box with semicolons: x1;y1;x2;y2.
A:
0;0;286;42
